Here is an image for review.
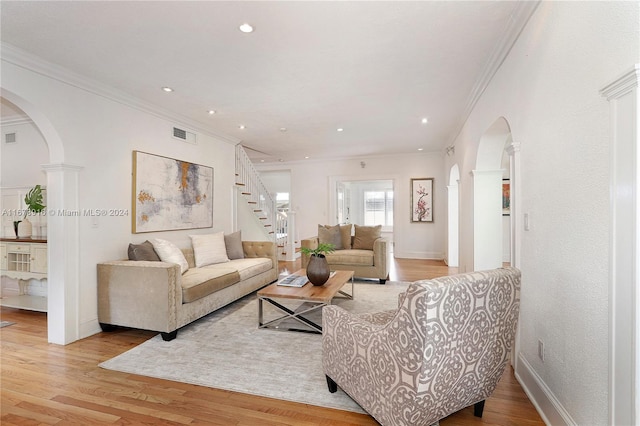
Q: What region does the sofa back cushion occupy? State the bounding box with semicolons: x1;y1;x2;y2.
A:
352;225;381;250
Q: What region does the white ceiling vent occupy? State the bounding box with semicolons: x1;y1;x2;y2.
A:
4;132;17;144
172;126;197;144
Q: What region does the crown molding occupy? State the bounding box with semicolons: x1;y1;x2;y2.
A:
447;1;541;146
601;65;640;100
0;116;33;127
0;43;241;145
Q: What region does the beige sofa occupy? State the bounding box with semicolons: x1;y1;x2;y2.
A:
97;241;278;341
301;224;390;284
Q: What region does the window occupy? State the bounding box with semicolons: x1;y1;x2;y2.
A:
364;190;393;226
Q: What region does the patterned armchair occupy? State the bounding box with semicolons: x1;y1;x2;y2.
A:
322;267;521;426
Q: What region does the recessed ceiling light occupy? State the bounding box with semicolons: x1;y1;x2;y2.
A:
239;125;246;130
208;110;216;115
280;127;287;132
305;156;310;159
239;23;254;33
418;148;424;151
260;159;265;163
337;128;344;132
421;117;428;124
162;86;174;92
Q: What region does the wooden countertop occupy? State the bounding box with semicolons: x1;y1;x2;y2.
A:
0;238;47;243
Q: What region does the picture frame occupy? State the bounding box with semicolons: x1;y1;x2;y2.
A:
410;178;433;222
132;151;214;233
502;179;510;216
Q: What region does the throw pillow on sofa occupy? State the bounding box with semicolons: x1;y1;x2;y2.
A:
224;230;245;260
128;240;160;261
151;238;189;274
190;231;230;267
339;224;352;249
352;224;381;250
318;224;343;249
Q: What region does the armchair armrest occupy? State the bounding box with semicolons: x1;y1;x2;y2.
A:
97;260;182;333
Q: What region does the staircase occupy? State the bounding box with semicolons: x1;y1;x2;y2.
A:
235;144;298;261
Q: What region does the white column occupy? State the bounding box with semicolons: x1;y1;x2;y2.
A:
601;65;639;426
472;169;504;271
447;183;459;267
42;163;83;345
506;142;521;268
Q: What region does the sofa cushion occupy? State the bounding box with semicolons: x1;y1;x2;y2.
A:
318;224;343;249
353;225;381;250
326;249;374;267
151;238;189;274
181;267;240;303
227;257;274;281
225;231;245;260
340;224;352;249
191;232;230;267
128;240;160;261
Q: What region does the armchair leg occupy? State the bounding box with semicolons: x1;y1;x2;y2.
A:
326;375;338;393
161;330;178;341
474;400;485;417
379;278;386;284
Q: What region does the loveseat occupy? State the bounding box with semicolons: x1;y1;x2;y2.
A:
301;224;390;284
97;232;278;341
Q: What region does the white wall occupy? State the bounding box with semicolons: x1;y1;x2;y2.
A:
447;2;640;424
0;120;48;189
1;58;238;339
256;152;445;259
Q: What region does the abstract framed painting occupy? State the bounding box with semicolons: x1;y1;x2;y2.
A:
410;178;433;223
132;151;213;233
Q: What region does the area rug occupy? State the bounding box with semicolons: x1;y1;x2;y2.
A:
0;321;15;328
100;281;410;413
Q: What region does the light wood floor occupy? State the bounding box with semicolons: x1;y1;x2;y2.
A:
0;258;544;425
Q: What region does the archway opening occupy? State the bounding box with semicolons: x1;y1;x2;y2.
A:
1;89;81;345
473;117;515;271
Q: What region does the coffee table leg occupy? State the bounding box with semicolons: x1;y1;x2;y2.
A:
258;297;324;333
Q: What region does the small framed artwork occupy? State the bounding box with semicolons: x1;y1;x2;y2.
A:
132;151;214;233
410;178;433;222
502;179;511;216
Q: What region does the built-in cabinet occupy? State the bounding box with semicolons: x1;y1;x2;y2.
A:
0;239;47;312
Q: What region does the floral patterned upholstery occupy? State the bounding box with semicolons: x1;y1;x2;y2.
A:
322;267;521;426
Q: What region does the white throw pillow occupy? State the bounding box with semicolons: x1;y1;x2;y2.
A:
151;238;189;274
190;232;230;268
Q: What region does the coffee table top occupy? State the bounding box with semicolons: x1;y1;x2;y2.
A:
258;269;354;303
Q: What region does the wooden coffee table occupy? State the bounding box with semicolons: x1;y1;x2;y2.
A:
257;269;354;333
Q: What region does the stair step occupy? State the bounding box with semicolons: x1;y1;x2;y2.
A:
241;192;251;195
264;224;272;227
259;217;267;220
254;209;262;212
235;182;246;186
248;201;257;204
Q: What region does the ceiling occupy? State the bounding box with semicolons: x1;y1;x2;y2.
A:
0;1;537;163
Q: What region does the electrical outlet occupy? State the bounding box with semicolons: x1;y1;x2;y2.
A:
538;339;545;362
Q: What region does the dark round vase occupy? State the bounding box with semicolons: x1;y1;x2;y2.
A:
306;254;330;286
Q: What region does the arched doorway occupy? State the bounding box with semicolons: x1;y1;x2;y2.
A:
1;88;82;345
447;164;460;267
473;117;519;270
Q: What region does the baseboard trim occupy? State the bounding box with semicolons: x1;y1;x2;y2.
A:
392;251;444;260
515;353;576;425
80;318;102;340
